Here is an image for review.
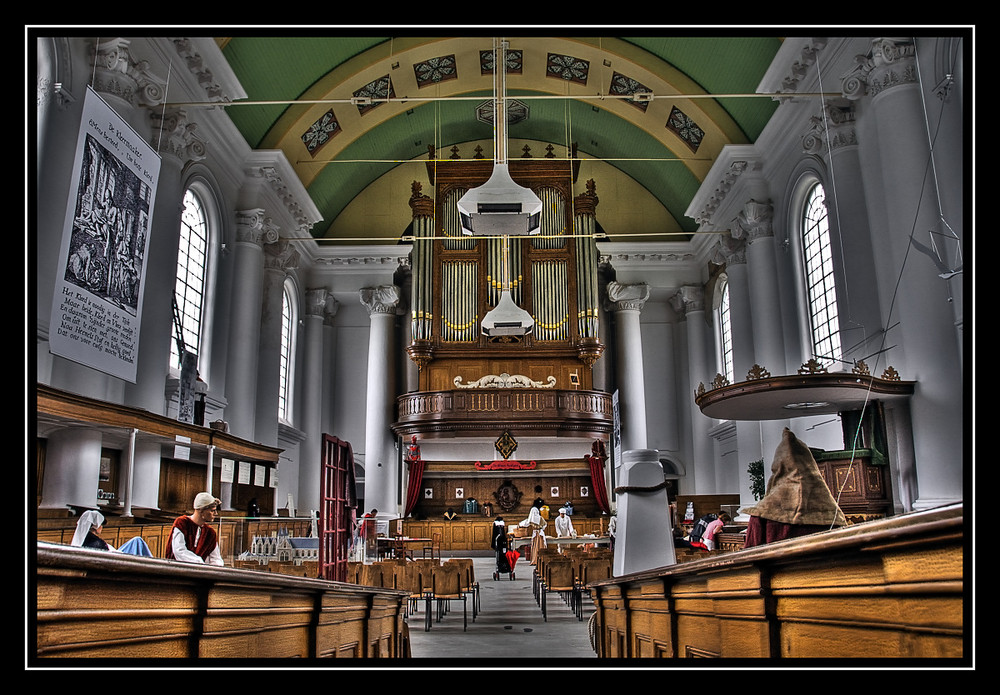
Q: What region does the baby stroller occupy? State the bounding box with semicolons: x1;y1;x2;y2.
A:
491;518;518;580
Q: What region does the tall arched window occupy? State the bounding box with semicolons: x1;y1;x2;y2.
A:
801;182;842;368
278;281;297;423
718;279;734;383
170;189;208;370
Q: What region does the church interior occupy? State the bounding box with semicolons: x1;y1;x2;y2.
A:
31;30;970;663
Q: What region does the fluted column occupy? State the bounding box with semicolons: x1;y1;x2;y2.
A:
361;285;401;519
297;287;330;516
606;281;649;451
843;38;963;508
671;286;710;493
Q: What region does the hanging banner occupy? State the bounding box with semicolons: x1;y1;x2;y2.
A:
48;87;161;383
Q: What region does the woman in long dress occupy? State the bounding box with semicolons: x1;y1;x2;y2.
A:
519;506;547;565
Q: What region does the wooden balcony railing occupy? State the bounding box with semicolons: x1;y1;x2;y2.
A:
393;388;614;438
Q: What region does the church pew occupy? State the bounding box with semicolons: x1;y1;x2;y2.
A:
588;504;965;660
34;541;408;660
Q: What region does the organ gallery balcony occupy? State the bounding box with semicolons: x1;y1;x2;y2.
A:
392;387;614;439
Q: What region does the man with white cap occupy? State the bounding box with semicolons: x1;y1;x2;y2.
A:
165;492;224;566
554;507;576;539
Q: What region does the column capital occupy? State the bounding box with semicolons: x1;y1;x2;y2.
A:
150;108;208;164
710;231;747;266
733;199;774;243
842;38;918;100
669;285;705;317
360;285;401;316
605;281;650;312
304;288;330;319
89;37;166;108
803;100;858;154
262;237;300;273
235;208;279;247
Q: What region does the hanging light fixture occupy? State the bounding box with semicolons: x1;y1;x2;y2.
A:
464;38;538;338
458;38;542;237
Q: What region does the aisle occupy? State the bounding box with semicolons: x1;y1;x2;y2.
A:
406;554;598;661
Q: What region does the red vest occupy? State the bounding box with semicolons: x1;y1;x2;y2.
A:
165;515;218;561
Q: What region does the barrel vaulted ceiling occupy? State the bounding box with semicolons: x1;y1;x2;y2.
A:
214;34;784;244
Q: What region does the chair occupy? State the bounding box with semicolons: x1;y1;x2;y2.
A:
540;557;575;622
422;532;441;561
431;565;467;631
446;558;479;619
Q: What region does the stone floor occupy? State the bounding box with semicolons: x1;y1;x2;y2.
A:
405;552;598;664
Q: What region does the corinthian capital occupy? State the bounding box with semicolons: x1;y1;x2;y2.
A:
304;288;330;319
842;38;917;100
90;38;166;108
605;281;650;312
734;199;774;243
669;285;705;317
150;108;207;163
710;232;747;266
360;285;402;316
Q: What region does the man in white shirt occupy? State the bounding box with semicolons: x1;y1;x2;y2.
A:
165;492;224;566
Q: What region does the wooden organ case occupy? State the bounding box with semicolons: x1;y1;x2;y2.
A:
394;153;614;518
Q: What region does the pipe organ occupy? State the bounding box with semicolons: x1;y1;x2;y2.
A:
404;156;605;395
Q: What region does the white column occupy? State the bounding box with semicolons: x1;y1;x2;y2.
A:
713;233;762;498
606;281;649;451
39;427;103;510
255;239;299;450
847;38;963;508
613;449;676;576
671;286;711;493
360;285;401;519
738;201;789;473
297;287;330;515
223;210;269;441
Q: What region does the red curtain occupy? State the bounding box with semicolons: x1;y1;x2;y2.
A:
404;458;425;518
588;454;610;514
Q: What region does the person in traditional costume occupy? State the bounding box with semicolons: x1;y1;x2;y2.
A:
519;505;547;564
71;509;152;556
554;507;576;538
71;510;111;550
740;428;847;548
165;492;224;566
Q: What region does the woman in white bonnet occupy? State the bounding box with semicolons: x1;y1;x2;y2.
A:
519;505;547;564
71;509;153;556
71;510;111;550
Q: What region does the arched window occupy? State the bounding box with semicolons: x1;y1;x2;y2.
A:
718;279;734;383
278;280;297;423
801;182;842;368
170;189;208;370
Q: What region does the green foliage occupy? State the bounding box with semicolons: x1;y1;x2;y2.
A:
748;458;766;500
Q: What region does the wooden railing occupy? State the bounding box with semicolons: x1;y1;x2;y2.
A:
587;503;966;660
393;388;613;438
34;542;409;660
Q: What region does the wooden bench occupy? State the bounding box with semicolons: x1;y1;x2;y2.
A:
34;541;409;660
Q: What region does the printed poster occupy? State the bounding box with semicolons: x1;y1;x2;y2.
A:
49;87;161;382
